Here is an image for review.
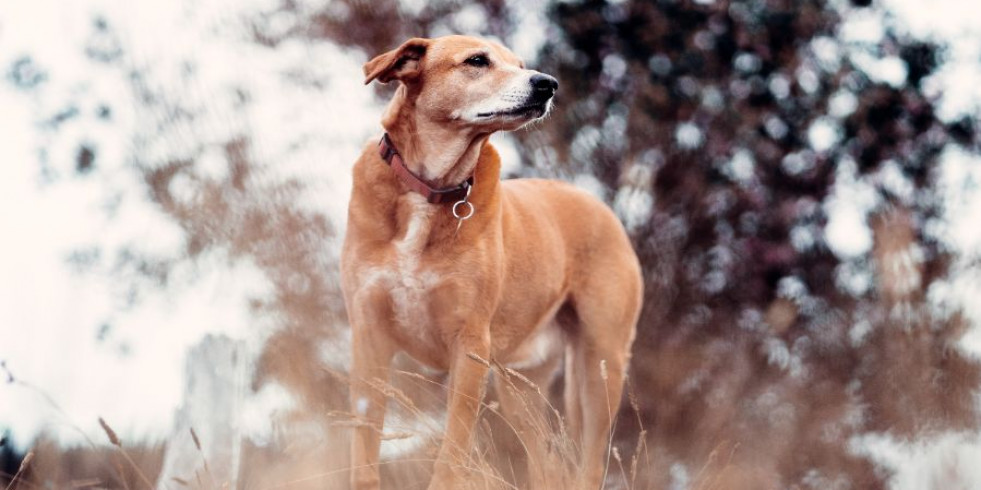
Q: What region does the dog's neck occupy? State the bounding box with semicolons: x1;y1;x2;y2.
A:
381;88;490;189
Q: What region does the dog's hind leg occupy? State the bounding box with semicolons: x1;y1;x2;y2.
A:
495;355;561;490
563;332;584;451
572;339;628;490
569;270;641;490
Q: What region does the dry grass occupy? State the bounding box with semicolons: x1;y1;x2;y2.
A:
3;437;165;490
1;355;654;490
13;330;972;490
5;360;977;490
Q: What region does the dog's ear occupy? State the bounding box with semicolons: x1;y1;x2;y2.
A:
363;38;431;85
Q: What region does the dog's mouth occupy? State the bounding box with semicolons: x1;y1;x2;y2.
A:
476;102;549;119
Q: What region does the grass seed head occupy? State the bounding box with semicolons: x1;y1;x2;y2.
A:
98;418;121;447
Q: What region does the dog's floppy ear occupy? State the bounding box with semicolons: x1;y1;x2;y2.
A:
363;38;431;85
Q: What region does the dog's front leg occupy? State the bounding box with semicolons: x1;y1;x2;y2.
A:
348;296;397;490
429;334;491;490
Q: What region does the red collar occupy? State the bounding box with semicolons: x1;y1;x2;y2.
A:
378;133;473;204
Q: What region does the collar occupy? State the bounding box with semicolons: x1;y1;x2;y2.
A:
378;133;473;204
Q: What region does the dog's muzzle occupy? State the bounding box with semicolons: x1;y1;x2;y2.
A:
476;73;559;119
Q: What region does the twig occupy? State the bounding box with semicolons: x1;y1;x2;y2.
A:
3;450;33;490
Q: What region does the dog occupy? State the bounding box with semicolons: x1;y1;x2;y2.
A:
341;35;642;490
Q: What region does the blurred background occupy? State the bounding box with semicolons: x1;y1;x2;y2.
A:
2;0;981;488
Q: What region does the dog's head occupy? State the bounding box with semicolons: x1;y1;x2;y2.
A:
364;36;557;132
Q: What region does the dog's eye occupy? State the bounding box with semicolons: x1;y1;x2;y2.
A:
464;55;490;67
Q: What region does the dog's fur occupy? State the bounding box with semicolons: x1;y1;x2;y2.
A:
341;36;642;490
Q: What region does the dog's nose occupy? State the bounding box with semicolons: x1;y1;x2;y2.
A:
530;74;558;99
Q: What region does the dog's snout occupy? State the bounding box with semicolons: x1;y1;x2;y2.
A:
530;74;558;98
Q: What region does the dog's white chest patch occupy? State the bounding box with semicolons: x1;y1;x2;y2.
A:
395;194;434;258
361;194;440;336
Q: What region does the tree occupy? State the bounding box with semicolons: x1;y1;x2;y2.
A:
512;0;980;487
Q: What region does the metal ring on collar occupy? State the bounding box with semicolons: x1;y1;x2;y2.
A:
452;201;475;220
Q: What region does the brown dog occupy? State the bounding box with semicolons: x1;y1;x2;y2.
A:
341;35;642;490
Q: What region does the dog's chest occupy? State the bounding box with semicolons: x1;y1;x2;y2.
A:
361;195;442;337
